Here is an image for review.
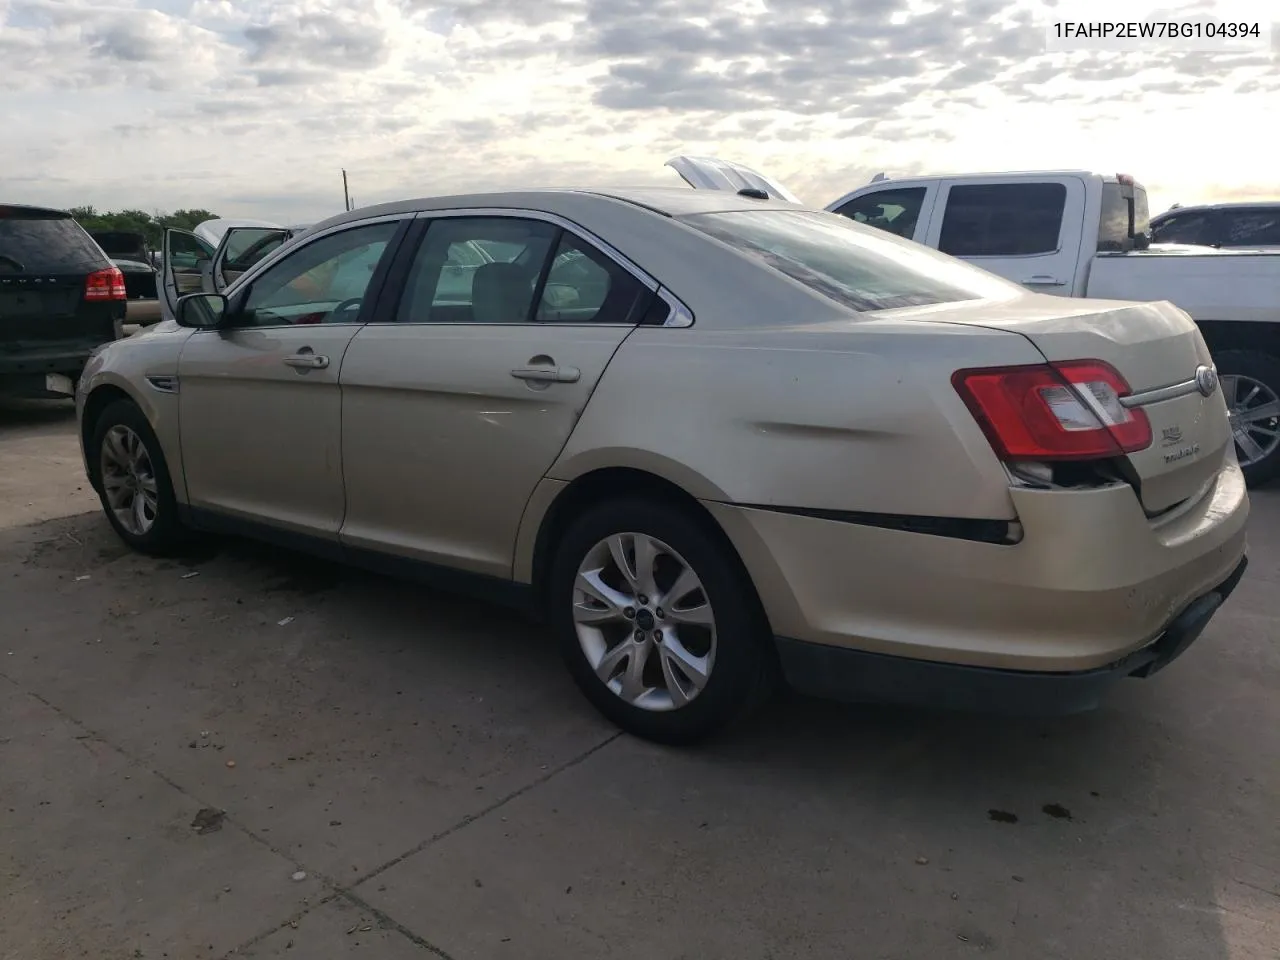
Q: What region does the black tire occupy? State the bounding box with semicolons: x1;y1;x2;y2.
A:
548;497;774;745
89;399;191;555
1214;349;1280;487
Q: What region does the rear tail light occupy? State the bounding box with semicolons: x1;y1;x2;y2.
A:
952;360;1152;461
84;267;126;301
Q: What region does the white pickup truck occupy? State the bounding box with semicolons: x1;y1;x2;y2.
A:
669;157;1280;486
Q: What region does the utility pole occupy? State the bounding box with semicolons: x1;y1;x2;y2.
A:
342;169;351;212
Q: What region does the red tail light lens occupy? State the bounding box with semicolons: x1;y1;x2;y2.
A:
953;360;1152;461
85;267;126;301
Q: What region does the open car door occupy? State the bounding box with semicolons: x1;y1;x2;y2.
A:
161;227;215;320
210;226;295;293
665;156;803;204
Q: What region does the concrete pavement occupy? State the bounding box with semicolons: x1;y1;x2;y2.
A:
1;400;1277;959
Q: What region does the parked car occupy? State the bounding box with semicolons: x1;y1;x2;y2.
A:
75;186;1248;743
669;157;1280;486
1150;202;1280;250
1;203;126;398
88;230;162;325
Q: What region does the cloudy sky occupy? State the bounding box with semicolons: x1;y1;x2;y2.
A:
0;0;1275;222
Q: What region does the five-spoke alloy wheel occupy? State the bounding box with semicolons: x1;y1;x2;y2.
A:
551;498;773;744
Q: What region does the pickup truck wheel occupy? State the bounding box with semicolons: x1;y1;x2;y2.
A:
1215;350;1280;487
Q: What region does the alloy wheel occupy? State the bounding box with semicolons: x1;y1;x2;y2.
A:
1223;374;1280;468
100;424;159;536
572;532;717;712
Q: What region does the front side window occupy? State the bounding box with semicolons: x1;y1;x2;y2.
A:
832;187;927;240
223;229;291;271
238;220;398;327
938;183;1067;257
1150;212;1212;246
396;216;650;324
681;208;1019;313
168;231;215;270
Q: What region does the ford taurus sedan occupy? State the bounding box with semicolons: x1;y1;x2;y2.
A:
74;186;1250;743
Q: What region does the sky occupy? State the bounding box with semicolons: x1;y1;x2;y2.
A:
0;0;1276;223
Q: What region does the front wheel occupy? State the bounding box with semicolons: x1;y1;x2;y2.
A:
548;498;774;745
89;399;191;555
1215;350;1280;487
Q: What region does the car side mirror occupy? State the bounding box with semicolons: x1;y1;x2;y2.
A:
176;292;228;329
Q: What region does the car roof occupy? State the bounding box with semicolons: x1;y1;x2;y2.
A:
0;203;72;218
302;186;802;236
1153;202;1280;217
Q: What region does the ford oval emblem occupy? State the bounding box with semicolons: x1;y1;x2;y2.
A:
1195;364;1218;398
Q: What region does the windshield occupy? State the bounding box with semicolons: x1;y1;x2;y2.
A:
680;209;1020;312
0;213;105;273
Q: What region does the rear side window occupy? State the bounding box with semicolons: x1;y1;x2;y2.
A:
832;187;927;239
0;212;105;273
1224;209;1280;246
681;209;1018;312
939;183;1066;257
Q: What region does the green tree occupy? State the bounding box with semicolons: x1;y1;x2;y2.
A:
69;207;220;250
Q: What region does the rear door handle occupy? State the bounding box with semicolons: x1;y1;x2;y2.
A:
510;366;580;383
283;353;329;370
1022;275;1065;286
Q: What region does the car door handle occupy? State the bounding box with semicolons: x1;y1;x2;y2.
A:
1022;275;1065;286
510;365;580;383
283;353;329;370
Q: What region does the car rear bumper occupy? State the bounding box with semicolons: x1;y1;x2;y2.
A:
705;459;1250;678
0;342;111;396
774;553;1248;714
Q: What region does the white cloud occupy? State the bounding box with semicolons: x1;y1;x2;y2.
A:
0;0;1275;220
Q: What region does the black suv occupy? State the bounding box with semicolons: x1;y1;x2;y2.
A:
1;204;126;398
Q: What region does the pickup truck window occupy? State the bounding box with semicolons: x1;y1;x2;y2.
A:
938;183;1066;257
831;188;926;239
1098;181;1151;251
682;209;1017;312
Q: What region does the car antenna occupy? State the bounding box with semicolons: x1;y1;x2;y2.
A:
870;172;887;182
737;187;770;200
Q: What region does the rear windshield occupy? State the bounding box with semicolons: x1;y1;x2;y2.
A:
91;231;148;258
680;209;1019;312
1098;182;1151;252
0;213;106;273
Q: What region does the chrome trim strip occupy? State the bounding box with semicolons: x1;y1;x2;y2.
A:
1119;376;1203;408
411;207;696;328
222;212;411;295
219;205;698;330
657;285;694;327
411;206;659;292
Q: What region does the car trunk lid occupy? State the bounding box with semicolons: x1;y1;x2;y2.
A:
666;156;804;204
919;296;1231;513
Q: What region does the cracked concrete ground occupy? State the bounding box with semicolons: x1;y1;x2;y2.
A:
1;399;1277;959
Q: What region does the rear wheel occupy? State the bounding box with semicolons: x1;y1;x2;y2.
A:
548;498;774;745
90;399;191;555
1215;350;1280;487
